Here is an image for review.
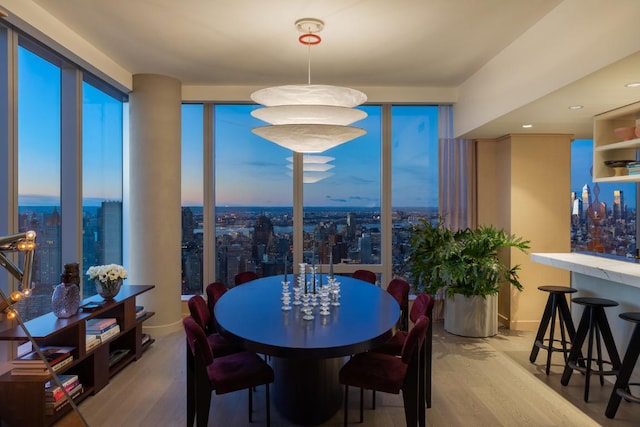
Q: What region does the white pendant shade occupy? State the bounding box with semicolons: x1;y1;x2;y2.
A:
251;105;367;126
286;162;335;172
250;20;368;153
287;170;334;183
253;124;366;153
251;85;366;107
286;155;335;164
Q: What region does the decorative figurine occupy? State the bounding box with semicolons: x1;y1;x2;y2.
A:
51;262;81;318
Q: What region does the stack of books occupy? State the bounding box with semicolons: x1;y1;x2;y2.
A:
628;162;640;175
85;334;100;352
86;318;120;343
44;374;83;415
11;345;75;376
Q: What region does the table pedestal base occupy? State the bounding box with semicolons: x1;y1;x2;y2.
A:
273;356;347;425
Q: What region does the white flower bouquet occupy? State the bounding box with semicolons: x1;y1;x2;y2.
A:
86;264;128;284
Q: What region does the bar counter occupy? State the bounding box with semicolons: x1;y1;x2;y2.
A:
532;252;640;382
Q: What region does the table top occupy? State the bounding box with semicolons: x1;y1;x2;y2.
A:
215;275;400;358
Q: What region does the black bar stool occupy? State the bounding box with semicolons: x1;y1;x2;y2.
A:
561;297;622;402
606;312;640;418
529;285;578;374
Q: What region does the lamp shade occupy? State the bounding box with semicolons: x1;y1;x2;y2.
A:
251;84;367;107
251;105;367;126
253;124;366;153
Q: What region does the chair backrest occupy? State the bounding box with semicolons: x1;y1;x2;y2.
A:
410;293;434;324
234;271;259;286
386;278;410;309
206;281;228;330
353;269;377;285
183;315;214;365
401;314;429;364
188;295;211;334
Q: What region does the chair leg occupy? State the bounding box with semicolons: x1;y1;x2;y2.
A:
248;387;253;423
344;385;349;427
186;345;195;427
359;387;364;423
372;389;376;409
195;377;211;427
265;383;271;427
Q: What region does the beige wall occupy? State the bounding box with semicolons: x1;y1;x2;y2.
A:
477;134;572;331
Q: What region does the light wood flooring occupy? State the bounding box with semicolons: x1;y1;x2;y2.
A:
58;321;640;426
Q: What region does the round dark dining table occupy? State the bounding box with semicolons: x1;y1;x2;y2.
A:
215;274;400;425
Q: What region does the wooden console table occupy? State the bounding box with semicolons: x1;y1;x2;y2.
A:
0;284;154;426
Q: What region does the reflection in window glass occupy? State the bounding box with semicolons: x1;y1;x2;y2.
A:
82;81;124;297
303;106;382;269
570;139;637;257
214;104;293;285
181;104;204;294
391;106;439;278
17;47;61;321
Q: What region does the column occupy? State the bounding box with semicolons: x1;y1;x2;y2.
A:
128;74;182;334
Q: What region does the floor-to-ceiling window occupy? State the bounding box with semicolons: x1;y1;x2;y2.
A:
16;45;62;321
570;139;637;257
82;79;124;297
213;104;294;286
181;103;440;294
181;103;204;294
391;106;439;277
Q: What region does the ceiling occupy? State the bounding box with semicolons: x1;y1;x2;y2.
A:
8;0;640;139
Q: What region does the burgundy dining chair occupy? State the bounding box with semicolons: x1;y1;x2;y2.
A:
183;316;274;427
205;281;228;332
234;271;259;286
386;278;410;331
352;269;377;285
187;295;243;358
339;315;430;426
370;293;434;413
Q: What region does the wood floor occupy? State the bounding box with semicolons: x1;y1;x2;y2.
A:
58;320;640;426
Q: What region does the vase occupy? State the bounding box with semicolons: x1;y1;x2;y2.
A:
95;278;123;300
444;293;498;337
51;283;81;318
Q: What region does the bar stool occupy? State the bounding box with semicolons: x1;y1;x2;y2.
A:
529;285;578;374
560;297;622;402
606;312;640;418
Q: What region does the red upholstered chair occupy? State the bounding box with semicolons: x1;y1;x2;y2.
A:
187;295;243;358
205;281;228;331
386;278;410;331
352;269;377;285
339;315;430;426
234;271;259;286
183;316;274;427
371;293;435;410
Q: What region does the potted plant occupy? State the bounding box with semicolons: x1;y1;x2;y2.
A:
407;217;530;337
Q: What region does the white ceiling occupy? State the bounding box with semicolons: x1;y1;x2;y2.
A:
6;0;640;139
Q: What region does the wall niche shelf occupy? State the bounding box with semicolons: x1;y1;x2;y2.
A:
0;285;154;426
593;101;640;182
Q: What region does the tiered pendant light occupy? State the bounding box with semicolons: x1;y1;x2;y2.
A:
251;18;367;153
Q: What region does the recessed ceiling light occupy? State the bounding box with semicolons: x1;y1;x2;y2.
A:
625;82;640;88
568;105;583;110
522;124;533;128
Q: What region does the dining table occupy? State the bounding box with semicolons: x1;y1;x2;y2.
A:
214;274;400;425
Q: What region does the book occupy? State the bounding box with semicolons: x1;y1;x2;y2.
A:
13;346;75;367
44;383;83;415
86;334;100;352
108;349;130;367
141;333;151;346
45;375;80;402
94;324;121;343
86;317;117;333
135;305;146;319
11;354;73;376
80;301;106;312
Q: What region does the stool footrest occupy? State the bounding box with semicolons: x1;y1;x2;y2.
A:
568;359;618;377
616;383;640;404
534;339;573;354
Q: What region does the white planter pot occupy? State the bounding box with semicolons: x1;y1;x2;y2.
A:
444;293;498;337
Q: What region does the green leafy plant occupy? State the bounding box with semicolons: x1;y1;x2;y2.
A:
408;217;530;298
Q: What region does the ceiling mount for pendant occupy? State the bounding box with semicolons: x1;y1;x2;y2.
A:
250;17;367;153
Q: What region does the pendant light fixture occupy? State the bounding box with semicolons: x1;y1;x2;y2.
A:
285;155;335;183
251;18;367;153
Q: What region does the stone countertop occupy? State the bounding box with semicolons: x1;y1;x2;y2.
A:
531;252;640;290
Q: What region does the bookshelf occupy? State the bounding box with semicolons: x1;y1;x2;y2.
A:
593;101;640;181
0;285;154;426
